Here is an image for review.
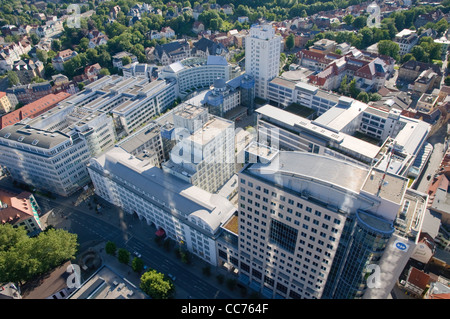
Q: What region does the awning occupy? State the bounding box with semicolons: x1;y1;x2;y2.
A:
155;228;165;237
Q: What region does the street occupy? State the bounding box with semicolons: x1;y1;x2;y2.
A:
39;193;240;299
413;123;449;193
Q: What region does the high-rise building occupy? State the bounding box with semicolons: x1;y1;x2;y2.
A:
162;104;235;194
245;24;281;100
236;144;427;299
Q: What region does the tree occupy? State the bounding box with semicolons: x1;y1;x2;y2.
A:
105;241;116;255
377;40;400;61
411;45;429;63
7;71;20;87
352;15;367;29
140;269;175;299
349;79;360;98
117;248;130;264
132;257;144;273
121;56;132;67
51;39;61;52
36;49;48;64
99;68;110;77
285;33;295;51
343;14;354;25
444;75;450;86
0;224;78;288
356;91;369;103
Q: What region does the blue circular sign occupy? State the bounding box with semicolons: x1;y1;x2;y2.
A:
395;242;407;251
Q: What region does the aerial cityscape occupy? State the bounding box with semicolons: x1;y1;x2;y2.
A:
0;0;450;303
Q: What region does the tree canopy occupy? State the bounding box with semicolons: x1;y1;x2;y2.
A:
0;224;78;287
140;269;175;299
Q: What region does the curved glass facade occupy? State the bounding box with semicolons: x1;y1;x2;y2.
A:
323;210;394;299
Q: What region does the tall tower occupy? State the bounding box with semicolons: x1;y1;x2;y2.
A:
237;147;419;299
245;24;281;100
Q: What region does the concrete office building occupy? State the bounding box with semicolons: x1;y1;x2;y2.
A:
245;24;281;100
0;74;178;196
160;56;232;98
236;144;427;299
203;73;255;119
87;146;237;266
162;104;235;194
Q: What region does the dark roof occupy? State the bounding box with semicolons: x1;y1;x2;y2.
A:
192;37;228;56
155;40;189;59
401;60;442;76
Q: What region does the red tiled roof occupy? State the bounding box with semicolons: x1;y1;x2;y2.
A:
0;189;35;225
407;267;430;290
0;92;71;129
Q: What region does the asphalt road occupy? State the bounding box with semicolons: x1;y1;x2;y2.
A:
413;123;449;193
38;194;237;300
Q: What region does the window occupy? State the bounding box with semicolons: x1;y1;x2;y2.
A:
269;219;298;254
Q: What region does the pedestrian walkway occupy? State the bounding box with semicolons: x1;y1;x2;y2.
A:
40;189;252;300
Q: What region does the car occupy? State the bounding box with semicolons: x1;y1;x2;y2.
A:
134;251;142;258
168;273;176;281
427;174;432;181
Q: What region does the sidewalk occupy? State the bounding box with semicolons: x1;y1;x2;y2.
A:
41;189;250;300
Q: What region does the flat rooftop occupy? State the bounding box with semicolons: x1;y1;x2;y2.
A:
69;265;146;299
187;116;233;145
361;168;408;204
247;151;370;194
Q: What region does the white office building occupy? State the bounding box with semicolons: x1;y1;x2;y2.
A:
245;24;281;100
162;104;235;194
87;146;237;266
236;144;427;299
160;56;232;98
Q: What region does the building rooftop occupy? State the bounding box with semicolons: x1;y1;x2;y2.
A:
69;265;146;299
91;147;236;235
247;151;370;194
361;168;408;204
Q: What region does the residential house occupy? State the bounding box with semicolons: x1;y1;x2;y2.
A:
12;59;44;84
0;92;12;114
192;21;205;34
88;34;108;48
0;92;71;129
395;29;419;56
160;27;176;39
237;16;249;24
152;40;191;66
0;189;43;236
398;60;443;92
112;51;138;69
192;37;228;59
21;261;77;299
221;5;233;15
52;49;78;71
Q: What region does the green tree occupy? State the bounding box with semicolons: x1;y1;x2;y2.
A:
105;241;116;255
352;15;367;29
117;248;130;264
377;40;400;61
132;257;144;273
356;91;369;103
99;68;110;77
51;39;61;52
343;14;354;25
7;71;20;87
285;33;295;51
36;49;48;64
444;75;450;86
0;224;78;288
349;79;360;98
140;269;175;299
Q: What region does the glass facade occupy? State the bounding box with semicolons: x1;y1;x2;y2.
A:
323;210;394;299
